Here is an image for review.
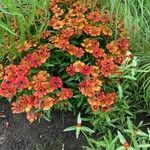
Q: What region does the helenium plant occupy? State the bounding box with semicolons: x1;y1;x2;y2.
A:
0;0;134;123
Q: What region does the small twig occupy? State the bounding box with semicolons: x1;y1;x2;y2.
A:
62;143;65;150
0;115;6;118
0;112;6;118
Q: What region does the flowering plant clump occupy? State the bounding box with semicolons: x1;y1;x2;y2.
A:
0;0;131;123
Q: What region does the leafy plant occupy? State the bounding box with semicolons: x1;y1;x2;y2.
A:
0;0;134;123
63;113;95;139
83;117;150;150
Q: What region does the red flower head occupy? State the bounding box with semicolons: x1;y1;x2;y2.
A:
58;88;73;101
117;37;129;51
0;84;16;99
66;64;76;76
17;63;30;76
15;76;29;90
57;39;70;51
86;11;102;23
49;77;62;90
41;31;51;39
23;53;39;68
105;93;116;106
93;45;104;58
79;78;101;97
61;28;74;39
79;65;93;76
100;58;116;77
5;64;18;77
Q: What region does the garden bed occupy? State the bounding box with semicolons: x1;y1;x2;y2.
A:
0;100;85;150
0;0;150;149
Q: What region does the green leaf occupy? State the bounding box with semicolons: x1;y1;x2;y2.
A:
73;94;82;99
64;81;77;87
0;21;18;36
77;112;82;124
63;126;76;132
127;117;133;133
117;131;126;144
44;63;55;67
81;126;95;134
116;146;125;150
132;56;138;67
76;127;81;139
138;144;150;148
136;130;149;137
117;83;123;100
121;75;137;80
70;40;80;46
129;147;136;150
43;115;51;122
147;128;150;136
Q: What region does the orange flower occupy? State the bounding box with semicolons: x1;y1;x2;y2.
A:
17;62;30;76
34;82;51;98
79;77;102;97
90;66;100;78
29;71;49;90
93;45;104;58
100;25;112;36
91;105;99;112
100;58;117;77
106;41;119;54
105;93;116;106
41;31;51;39
91;78;102;92
84;25;101;36
87;97;99;112
48;17;64;30
12;95;35;113
33;71;49;82
61;28;74;39
17;40;32;53
11;102;24;114
42;97;54;110
68;45;84;58
81;39;98;53
27;111;38;123
51;5;64;17
56;39;70;50
73;61;85;72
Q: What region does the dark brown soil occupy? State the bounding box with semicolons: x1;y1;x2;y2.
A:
0;100;86;150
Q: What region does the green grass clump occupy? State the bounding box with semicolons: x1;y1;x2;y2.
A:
0;0;50;60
